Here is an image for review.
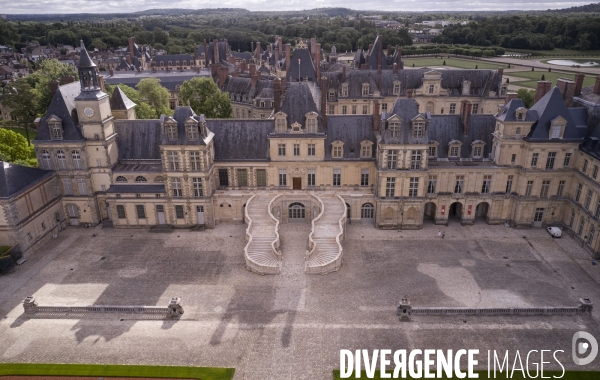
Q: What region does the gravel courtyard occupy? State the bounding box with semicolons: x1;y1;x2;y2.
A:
1;221;600;379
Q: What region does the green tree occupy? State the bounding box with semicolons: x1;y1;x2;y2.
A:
0;128;33;162
105;83;158;119
1;79;39;146
25;59;78;115
136;78;173;118
178;78;232;118
516;88;536;108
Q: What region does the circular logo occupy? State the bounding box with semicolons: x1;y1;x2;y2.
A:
84;107;94;118
573;331;598;365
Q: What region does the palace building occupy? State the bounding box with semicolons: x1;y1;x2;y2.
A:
2;41;600;274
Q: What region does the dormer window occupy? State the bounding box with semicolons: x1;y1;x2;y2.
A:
165;122;178;140
306;112;318;133
500;84;507;97
291;122;302;133
550;116;566;139
360;141;373;158
516;107;527;121
332;141;344;158
462;80;471;95
412;121;425;138
362;83;369;96
342;84;348;97
448;140;462;158
393;81;401;95
471;140;485;159
328;90;335;101
260;101;265;108
48;116;63;140
275;112;287;133
389;121;400;138
186;124;199;140
116;176;128;182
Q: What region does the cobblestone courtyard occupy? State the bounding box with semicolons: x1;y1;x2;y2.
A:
1;221;600;379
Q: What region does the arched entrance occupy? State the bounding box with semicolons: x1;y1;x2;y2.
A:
288;202;306;222
423;202;436;223
361;203;374;224
475;202;490;223
449;202;463;223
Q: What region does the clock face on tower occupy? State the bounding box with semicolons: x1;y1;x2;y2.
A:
84;107;94;118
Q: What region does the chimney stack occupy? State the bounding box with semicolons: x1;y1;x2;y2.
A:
342;66;346;83
320;76;327;130
251;71;258;89
460;101;473;135
128;37;135;60
361;63;367;70
407;89;414;99
274;49;279;66
393;62;398;75
505;91;518;104
256;42;261;59
574;73;585;97
397;46;403;69
373;100;380;131
251;42;254;57
315;43;321;80
50;79;59;97
210;64;219;77
98;75;105;92
497;68;504;84
204;39;209;66
594;75;600;95
213;39;219;64
557;78;575;106
278;37;283;54
218;66;229;89
274;77;282;114
249;64;256;77
285;43;291;72
534;80;552;104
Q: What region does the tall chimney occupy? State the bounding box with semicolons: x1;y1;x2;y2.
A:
505;91;518;104
213;39;219;64
397;46;403;69
251;72;258;89
315;43;321;80
204;39;208;66
557;78;575;106
278;37;283;54
250;64;256;77
98;75;105;92
497;68;504;84
224;39;229;58
373;100;380;131
251;42;254;57
320;75;327;130
218;66;229;89
594;75;600;95
50;79;59;97
256;42;261;59
128;37;135;60
211;64;219;77
574;74;584;97
342;66;346;83
461;101;473;135
285;44;291;72
393;63;398;75
274;49;279;67
274;77;282;114
534;80;552;103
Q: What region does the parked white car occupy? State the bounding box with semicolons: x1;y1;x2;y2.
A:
547;227;562;238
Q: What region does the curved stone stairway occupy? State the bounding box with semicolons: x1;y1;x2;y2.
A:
305;194;347;274
244;193;282;274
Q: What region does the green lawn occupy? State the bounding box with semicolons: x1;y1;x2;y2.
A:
509;71;598;89
505;48;600;58
333;369;600;379
403;57;506;70
0;363;235;379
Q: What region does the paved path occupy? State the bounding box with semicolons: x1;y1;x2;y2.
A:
481;57;600;76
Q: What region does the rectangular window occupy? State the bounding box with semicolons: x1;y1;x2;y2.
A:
472;104;479;114
278;144;286;156
342;106;347;115
256;169;267;187
594;165;599;180
473;146;482;158
278;169;287;186
578;219;585;237
193;178;203;197
67;204;78;218
333;169;341;187
72;151;82;169
428;146;436;158
454;176;464;194
77;179;87;196
525;181;534;197
362;105;368;115
62;178;73;195
387;150;398;169
308;169;316;186
175;205;184;219
389;122;399;138
190;152;201;171
583;159;589;174
534;208;544;222
410;150;421;170
412;123;425;138
540;180;550;198
393;83;400;94
531;153;538;168
386;177;395;197
308;144;316;156
291;144;299;157
218;169;229;187
516;127;521;135
352;105;357;115
563;153;571;167
585;190;593;210
382;103;388;111
409;177;419;198
449;103;456;114
576;183;583;203
569;211;575;228
427;175;437;194
595;200;600;219
172;178;182;197
363;86;369;96
168;152;179;171
588;226;595;246
428;84;434;94
361;169;369;187
116;205;126;219
511;154;516;164
481;175;491;194
506;175;513;194
557;180;565;197
545;152;556;170
236;169;248;187
307;118;317;133
551;125;561;139
136;205;146;219
329;105;335;115
333;146;343;158
361;144;371;158
450;146;459;157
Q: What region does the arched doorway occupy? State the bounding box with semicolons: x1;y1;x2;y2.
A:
361;203;374;224
288;202;306;222
449;202;463;223
475;202;490;223
346;203;351;224
423;202;436;223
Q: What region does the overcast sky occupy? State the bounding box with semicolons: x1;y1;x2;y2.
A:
0;0;595;14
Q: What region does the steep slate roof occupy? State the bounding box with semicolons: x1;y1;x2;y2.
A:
325;116;376;160
381;99;430;145
78;40;96;68
114;119;162;160
34;81;85;142
527;87;587;141
496;98;537;122
223;76;274;104
208;119;272;161
160;107;207;146
153;54;194;65
109;85;136;110
285;48;316;83
277;82;324;133
366;35;389;70
105;70;211;92
195;41;229;64
428;114;496;159
0;161;54;199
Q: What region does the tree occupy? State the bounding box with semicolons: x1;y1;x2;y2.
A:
136;78;173;118
0;129;33;163
1;79;39;146
25;59;78;115
516;88;536;108
105;83;158;119
178;78;232;118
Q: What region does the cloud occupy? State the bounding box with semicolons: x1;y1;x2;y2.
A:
0;0;594;14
